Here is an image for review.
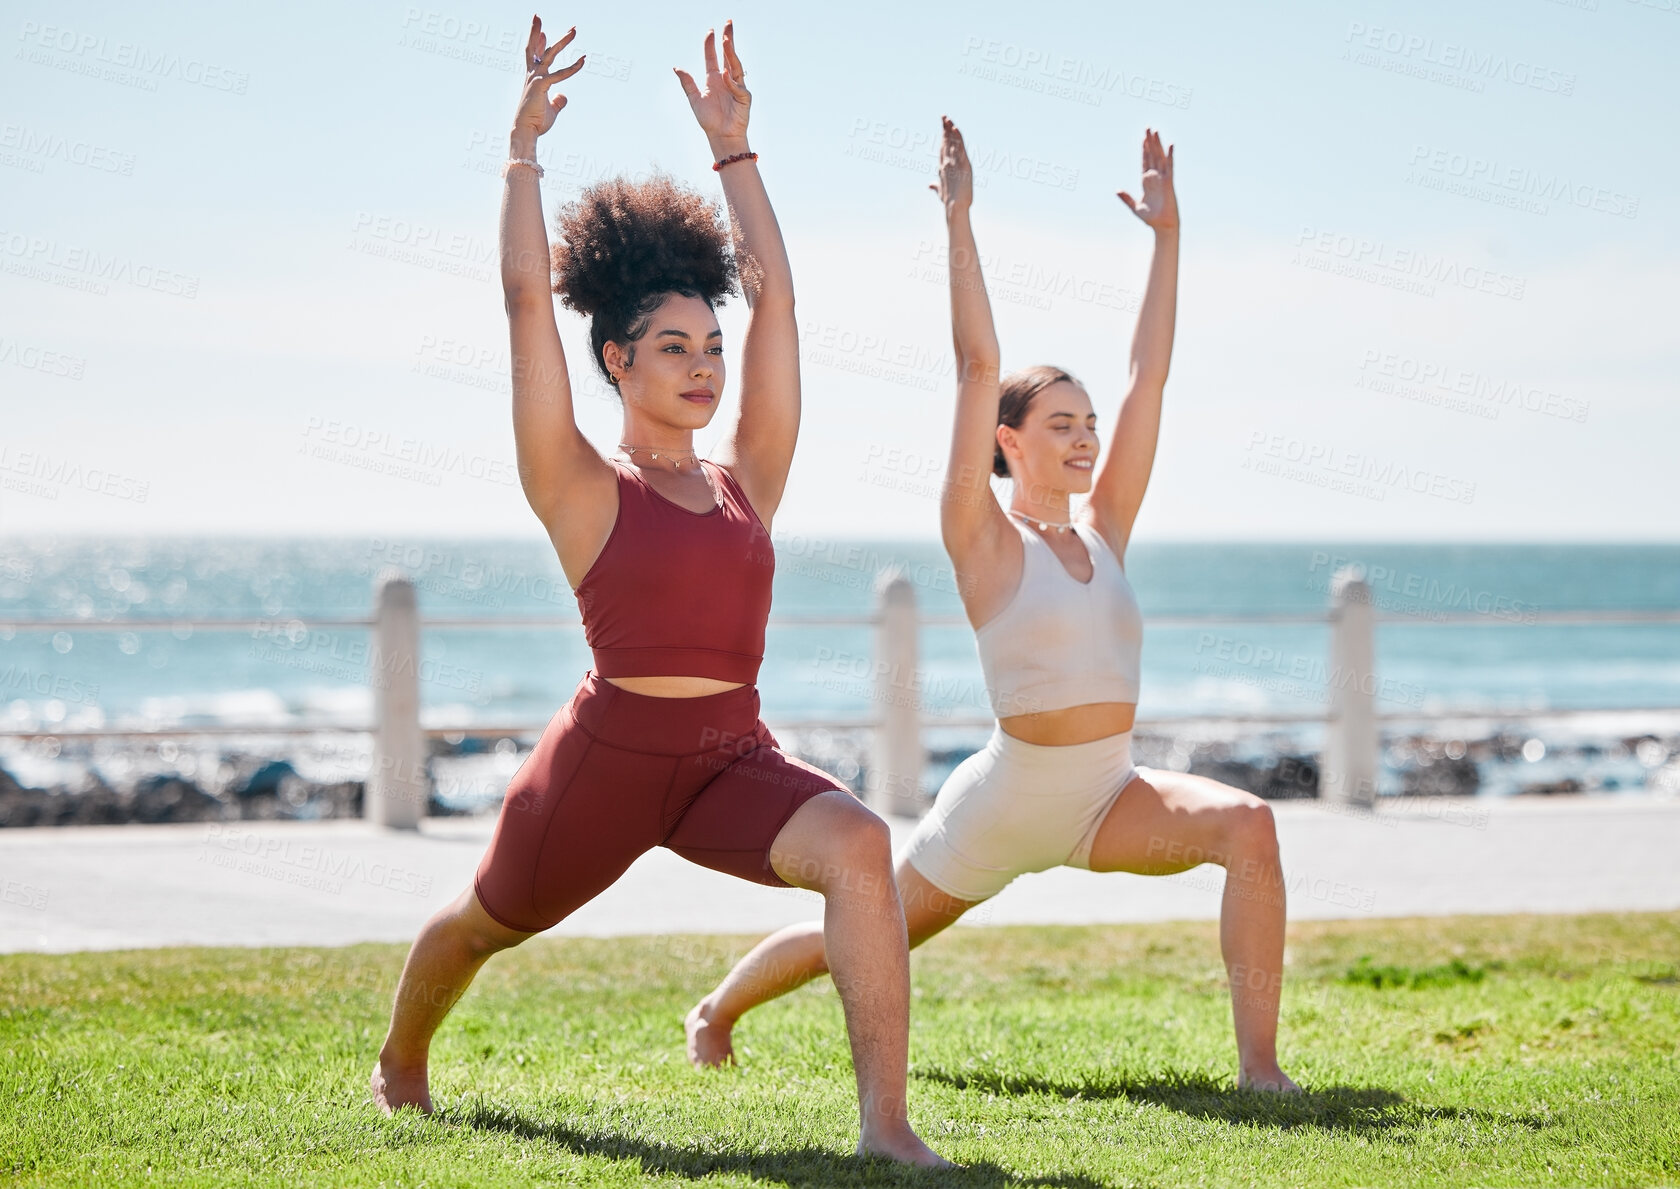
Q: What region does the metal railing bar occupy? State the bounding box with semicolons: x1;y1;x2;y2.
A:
10;705;1676;743
6;608;1676;635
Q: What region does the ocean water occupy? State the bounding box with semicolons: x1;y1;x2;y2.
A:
2;537;1677;801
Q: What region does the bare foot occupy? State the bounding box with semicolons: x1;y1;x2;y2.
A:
370;1058;434;1115
685;999;735;1069
858;1126;957;1169
1238;1063;1302;1093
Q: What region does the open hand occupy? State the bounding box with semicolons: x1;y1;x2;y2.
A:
928;115;974;212
1118;128;1177;231
514;15;586;139
674;21;750;144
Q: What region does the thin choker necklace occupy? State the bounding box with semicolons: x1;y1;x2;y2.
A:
616;443;720;510
1008;507;1075;534
617;443;701;469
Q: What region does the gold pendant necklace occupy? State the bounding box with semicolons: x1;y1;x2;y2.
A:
616;444;720;510
617;442;700;468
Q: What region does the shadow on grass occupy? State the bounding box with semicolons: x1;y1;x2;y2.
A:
446;1100;1108;1188
917;1068;1550;1134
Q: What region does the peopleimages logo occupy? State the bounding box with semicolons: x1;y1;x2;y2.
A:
0;664;100;705
1342;22;1577;96
1408;146;1638;220
1355;350;1589;424
15;21;250;94
1243;431;1477;505
0;335;86;380
957;36;1193;109
1306;552;1540;625
361;539;575;607
198;825;434;897
0;228;201;299
299;417;519;488
0;446;149;503
0;123;136;175
1293;226;1526;302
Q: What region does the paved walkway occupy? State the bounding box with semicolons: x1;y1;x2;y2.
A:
2;795;1676;953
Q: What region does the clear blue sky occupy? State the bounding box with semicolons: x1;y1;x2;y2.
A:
3;0;1675;540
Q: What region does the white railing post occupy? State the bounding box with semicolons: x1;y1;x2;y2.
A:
368;571;425;829
1322;566;1378;807
867;570;924;819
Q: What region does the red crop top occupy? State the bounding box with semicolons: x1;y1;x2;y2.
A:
572;457;775;684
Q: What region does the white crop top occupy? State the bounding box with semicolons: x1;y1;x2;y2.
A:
973;515;1143;718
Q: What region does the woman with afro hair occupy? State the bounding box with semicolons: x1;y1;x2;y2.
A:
370;14;949;1168
687;118;1300;1094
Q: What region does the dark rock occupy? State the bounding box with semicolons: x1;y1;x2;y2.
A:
1185;756;1268;791
1402;753;1480;797
229;759;297;799
130;774;224;824
235;778;362;821
0;784;49;828
0;763;49;827
236;791;285;820
0;763;34;799
1488;733;1530;763
316;780;363;818
0;756;368;826
1261;755;1320;800
429;735;494;758
427;792;469;817
51;776;130;826
1517;778;1583;796
1175;752;1322;800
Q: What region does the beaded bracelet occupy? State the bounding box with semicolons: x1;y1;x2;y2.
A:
712;150;758;172
502;157;544;178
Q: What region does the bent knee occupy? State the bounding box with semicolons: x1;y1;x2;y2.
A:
1220;796;1279;858
448;890;533;956
463;924;525;958
835;811;894;872
815;814;895;895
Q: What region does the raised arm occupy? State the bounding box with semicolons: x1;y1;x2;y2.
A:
503;17;615;572
675;22;798;527
1087;128;1179;562
931;117;1010;561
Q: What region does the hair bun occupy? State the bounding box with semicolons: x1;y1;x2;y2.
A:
552;171;738;316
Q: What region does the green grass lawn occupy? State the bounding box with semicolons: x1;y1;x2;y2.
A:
3;912;1677;1187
